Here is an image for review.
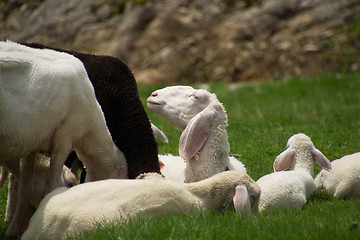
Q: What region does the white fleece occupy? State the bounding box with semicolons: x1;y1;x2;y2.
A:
22;171;260;240
257;133;332;211
315;152;360;199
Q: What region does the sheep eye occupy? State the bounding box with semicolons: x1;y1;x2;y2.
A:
190;94;198;100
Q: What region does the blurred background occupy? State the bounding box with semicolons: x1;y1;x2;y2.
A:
1;0;360;85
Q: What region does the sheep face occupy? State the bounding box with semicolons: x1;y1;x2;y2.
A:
147;86;217;130
188;171;261;214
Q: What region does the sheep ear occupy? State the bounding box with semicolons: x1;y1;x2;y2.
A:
63;167;77;188
312;148;332;171
179;105;216;160
233;185;251;215
273;148;295;172
151;123;169;143
158;160;165;168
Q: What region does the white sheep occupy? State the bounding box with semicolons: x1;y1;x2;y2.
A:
21;171;261;240
256;133;332;212
315;152;360;199
0;41;127;237
147;86;246;183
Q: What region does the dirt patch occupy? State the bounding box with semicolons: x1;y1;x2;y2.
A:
1;0;360;84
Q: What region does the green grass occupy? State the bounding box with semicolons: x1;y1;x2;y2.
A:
1;73;360;239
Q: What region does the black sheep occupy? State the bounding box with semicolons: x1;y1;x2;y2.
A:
24;43;160;179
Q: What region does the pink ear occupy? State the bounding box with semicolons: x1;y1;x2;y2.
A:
179;105;216;160
312;148;332;171
233;185;251;214
158;160;165;168
273;148;295;172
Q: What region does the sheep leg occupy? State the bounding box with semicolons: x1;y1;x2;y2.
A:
6;153;36;237
0;166;9;188
75;128;128;181
5;173;18;223
46;143;72;194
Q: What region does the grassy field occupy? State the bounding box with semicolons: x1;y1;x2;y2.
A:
1;73;360;239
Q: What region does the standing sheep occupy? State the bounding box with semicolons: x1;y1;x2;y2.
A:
315;152;360;199
23;42;161;179
256;133;332;212
147;86;246;183
0;41;127;237
21;171;261;240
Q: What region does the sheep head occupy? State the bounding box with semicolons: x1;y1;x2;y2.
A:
186;171;261;215
178;103;226;161
273;133;332;174
147;86;219;130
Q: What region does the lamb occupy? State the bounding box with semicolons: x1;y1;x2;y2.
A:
256;133;332;212
315;152;360;199
147;86;246;183
23;42;161;180
0;41;127;237
21;171;261;240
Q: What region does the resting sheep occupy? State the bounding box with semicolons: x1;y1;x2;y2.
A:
256;133;332;212
147;86;246;183
0;41;127;237
315;152;360;199
21;171;261;240
23;42;161;180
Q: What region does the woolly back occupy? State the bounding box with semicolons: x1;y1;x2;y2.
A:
0;41;76;63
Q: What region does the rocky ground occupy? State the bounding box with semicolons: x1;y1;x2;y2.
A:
1;0;360;84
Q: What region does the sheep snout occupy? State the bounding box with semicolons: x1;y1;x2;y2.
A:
147;96;165;106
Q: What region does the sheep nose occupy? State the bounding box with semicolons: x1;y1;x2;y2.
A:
151;92;158;97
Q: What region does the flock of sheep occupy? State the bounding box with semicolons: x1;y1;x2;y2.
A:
0;41;359;240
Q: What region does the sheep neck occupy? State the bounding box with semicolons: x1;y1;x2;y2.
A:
291;149;314;177
184;113;230;183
